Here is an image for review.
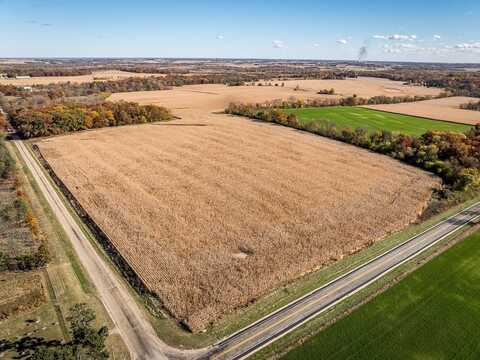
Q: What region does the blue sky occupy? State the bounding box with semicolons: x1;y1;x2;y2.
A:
1;0;479;62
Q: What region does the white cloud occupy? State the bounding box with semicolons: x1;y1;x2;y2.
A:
336;39;348;45
216;35;224;40
382;41;480;56
433;35;441;40
313;43;320;47
389;34;417;41
273;40;285;48
399;43;417;49
374;34;417;41
454;42;480;50
384;48;401;54
383;43;424;54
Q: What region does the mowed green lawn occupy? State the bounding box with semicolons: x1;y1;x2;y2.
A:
284;107;471;136
282;230;480;360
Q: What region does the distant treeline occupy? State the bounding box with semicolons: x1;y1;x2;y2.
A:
460;100;480;111
226;102;480;193
0;74;259;99
0;76;171;99
245;93;447;110
10;101;172;138
0;68;93;78
0;70;360;100
359;69;480;98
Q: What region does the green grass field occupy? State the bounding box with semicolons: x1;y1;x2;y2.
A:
282;230;480;360
284;107;471;136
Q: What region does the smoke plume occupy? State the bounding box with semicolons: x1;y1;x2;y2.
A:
358;46;368;61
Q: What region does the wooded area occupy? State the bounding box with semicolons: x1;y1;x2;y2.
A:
10;101;172;138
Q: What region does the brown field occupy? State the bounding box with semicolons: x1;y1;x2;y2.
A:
363;96;480;125
108;77;443;113
265;77;443;97
0;70;164;86
36;110;440;330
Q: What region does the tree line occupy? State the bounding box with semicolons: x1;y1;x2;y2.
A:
226;102;480;193
358;69;480;98
0;68;93;78
460;100;480;111
0;74;262;99
241;93;447;110
10;101;172;138
0;76;171;99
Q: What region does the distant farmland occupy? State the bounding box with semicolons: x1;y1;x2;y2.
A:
108;77;443;113
0;70;164;86
284;107;471;136
282;229;480;360
36;113;440;331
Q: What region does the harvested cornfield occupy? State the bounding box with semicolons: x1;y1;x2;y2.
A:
363;96;480;125
36;113;440;331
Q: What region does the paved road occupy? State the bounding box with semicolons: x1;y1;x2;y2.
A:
207;201;480;360
14;137;480;360
13;140;191;360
